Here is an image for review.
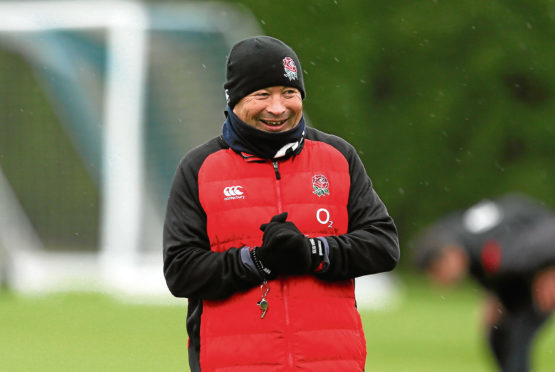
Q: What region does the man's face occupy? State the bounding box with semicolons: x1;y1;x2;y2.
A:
427;245;468;286
232;86;303;132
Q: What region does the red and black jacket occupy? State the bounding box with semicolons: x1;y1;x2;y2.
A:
163;126;399;371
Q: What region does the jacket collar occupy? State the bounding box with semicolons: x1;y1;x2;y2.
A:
222;107;305;161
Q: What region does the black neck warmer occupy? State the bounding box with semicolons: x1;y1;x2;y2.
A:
222;107;305;160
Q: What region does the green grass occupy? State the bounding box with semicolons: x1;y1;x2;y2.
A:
0;291;188;371
0;274;553;371
363;273;555;371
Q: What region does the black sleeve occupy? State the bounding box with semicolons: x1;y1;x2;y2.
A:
163;142;261;301
316;138;400;281
460;194;555;277
496;215;555;275
494;195;555;274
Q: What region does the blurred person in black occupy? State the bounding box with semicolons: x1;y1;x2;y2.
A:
412;193;555;372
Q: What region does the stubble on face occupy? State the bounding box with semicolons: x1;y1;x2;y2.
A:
233;86;303;133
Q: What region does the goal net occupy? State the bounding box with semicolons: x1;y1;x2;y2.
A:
0;0;399;308
0;0;261;299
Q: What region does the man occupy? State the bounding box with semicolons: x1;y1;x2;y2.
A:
163;36;399;371
412;193;555;372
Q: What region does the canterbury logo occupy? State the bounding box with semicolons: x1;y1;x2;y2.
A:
223;186;245;200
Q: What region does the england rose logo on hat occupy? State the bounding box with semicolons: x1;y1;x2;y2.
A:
283;57;298;81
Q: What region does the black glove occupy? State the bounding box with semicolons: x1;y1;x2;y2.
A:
250;212;326;278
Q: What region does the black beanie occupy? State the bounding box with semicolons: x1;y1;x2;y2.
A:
224;36;305;109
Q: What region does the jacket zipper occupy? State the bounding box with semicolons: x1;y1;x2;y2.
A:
282;280;294;368
272;160;293;367
272;161;283;213
272;161;281;180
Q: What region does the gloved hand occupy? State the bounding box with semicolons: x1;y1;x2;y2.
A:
250;212;325;278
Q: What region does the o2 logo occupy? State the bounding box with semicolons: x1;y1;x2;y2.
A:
316;208;333;228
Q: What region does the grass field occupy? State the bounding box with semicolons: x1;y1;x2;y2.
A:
0;273;553;371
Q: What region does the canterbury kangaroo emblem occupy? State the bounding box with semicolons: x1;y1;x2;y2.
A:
223;185;245;200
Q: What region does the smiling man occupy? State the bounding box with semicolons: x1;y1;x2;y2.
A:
163;36;399;372
232;86;302;133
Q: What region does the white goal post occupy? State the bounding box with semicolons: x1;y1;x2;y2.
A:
0;0;398;308
0;0;262;299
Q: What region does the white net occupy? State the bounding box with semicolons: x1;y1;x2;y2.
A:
0;1;261;297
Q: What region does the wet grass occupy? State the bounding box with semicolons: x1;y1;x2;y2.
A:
0;273;552;371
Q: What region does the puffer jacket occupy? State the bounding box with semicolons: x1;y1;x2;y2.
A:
163;126;399;371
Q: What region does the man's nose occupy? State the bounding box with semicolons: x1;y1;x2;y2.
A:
266;95;286;116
